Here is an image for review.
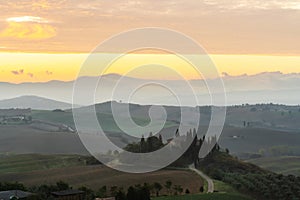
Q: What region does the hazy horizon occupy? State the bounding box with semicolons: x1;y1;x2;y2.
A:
1;0;300;83
0;71;299;106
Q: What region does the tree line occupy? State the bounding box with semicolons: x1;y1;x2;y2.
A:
0;179;194;200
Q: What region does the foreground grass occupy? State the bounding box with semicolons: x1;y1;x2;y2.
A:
153;193;252;200
213;180;239;194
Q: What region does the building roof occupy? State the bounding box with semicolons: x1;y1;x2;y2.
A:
0;190;33;200
51;189;84;196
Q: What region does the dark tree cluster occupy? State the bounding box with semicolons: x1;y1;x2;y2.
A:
125;184;150;200
0;182;26;191
124;133;164;153
29;180;71;199
124;128;220;168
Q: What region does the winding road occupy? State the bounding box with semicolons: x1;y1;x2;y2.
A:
189;164;214;193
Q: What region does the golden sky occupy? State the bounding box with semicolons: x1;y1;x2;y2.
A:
0;0;300;83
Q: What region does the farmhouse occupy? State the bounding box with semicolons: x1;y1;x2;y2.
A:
0;190;34;200
0;108;31;124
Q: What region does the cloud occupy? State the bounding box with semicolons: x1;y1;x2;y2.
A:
0;21;56;40
46;70;53;75
6;16;51;23
222;72;231;77
11;69;24;75
0;0;299;54
0;1;67;12
11;71;19;75
27;73;34;78
10;69;34;78
203;0;300;10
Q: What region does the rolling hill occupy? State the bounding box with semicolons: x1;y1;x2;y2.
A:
247;156;300;176
1;101;300;158
0;95;78;110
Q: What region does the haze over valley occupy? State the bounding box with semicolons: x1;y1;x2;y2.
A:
0;71;299;106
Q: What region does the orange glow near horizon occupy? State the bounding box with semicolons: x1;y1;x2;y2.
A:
1;52;300;83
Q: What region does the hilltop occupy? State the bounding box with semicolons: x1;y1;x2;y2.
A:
0;95;78;110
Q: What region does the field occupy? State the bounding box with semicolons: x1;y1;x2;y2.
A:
0;125;88;155
153;193;252;200
31;109;177;136
218;126;300;156
31;110;75;128
0;154;203;192
8;105;300;160
2;123;300;157
227;106;300;131
247;156;300;176
213;180;239;194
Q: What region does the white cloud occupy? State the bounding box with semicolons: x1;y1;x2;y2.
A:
203;0;300;10
6;16;50;23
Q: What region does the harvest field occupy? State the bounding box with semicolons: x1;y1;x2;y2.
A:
0;154;203;192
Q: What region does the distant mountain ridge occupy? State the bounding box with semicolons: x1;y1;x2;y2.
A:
0;95;77;110
0;72;299;106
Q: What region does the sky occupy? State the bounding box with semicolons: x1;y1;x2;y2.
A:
0;0;299;83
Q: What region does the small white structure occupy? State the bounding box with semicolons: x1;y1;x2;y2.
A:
0;109;31;123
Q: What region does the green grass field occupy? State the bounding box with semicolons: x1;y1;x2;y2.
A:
31;110;75;127
247;156;300;176
213;180;239;194
153;193;252;200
